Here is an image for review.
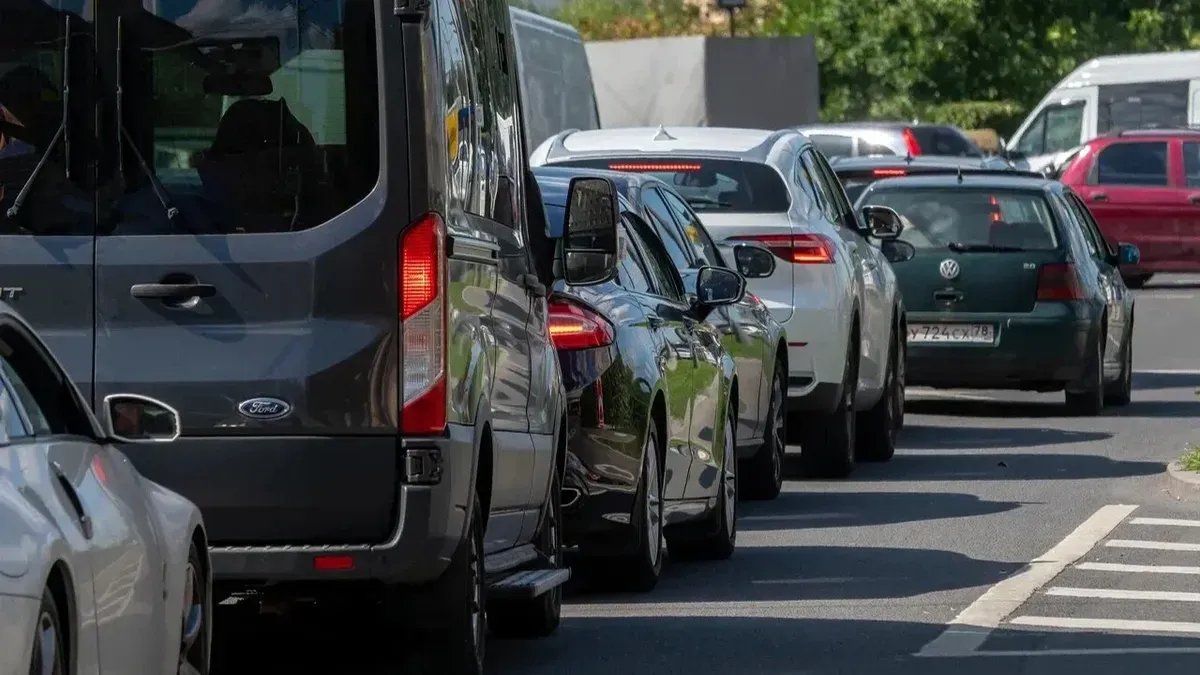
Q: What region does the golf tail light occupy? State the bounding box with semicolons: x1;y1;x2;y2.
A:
1036;263;1085;301
872;168;908;177
731;233;835;264
548;297;614;350
400;212;447;435
903;128;923;156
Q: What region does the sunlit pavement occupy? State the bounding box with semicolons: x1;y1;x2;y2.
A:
218;275;1200;674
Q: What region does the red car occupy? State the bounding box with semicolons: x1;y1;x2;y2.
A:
1057;128;1200;288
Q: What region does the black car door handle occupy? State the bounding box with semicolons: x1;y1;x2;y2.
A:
50;461;92;540
647;315;664;329
130;283;216;300
1091;193;1109;202
1190;194;1200;205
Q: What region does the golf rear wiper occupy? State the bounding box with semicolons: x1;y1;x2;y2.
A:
6;16;72;221
948;242;1026;253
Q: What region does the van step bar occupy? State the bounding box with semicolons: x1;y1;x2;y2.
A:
488;568;571;599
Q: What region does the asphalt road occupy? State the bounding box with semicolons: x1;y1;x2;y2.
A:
217;275;1200;675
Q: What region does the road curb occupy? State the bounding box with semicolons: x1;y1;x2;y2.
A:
1166;461;1200;493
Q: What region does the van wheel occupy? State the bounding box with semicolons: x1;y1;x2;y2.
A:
799;336;858;478
667;403;737;561
857;328;901;463
1066;330;1105;416
598;422;664;592
30;588;66;675
740;361;785;501
489;471;564;636
397;494;486;675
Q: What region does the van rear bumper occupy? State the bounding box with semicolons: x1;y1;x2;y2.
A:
129;424;475;586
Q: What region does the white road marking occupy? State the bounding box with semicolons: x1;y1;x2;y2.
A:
1107;540;1200;552
1009;616;1200;635
1078;562;1200;576
1134;369;1200;374
562;601;806;619
915;504;1138;658
906;389;996;401
1047;587;1200;603
1131;517;1200;528
958;647;1200;657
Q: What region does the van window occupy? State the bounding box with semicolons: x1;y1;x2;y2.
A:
1098;81;1189;133
109;0;379;236
808;134;855;159
512;12;599;150
1184;142;1200;188
1095;142;1169;187
1016;102;1085;156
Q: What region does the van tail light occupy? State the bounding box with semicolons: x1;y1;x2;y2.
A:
1037;263;1085;301
400;212;447;435
548;297;614;350
729;233;835;264
903;128;923;156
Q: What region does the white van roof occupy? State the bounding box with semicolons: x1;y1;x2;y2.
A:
509;6;581;39
1053;50;1200;89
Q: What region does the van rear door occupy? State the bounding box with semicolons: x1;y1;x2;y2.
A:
0;3;95;395
90;0;399;546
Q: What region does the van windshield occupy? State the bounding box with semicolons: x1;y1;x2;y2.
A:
865;188;1060;252
561;157;791;213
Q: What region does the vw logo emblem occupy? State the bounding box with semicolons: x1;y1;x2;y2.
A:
237;397;292;421
939;259;960;280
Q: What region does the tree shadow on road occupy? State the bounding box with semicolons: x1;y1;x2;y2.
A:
897;424;1110;449
1133;371;1200;391
737;491;1020;531
844;452;1164;482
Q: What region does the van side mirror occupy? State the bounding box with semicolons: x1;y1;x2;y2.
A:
860;205;904;240
1117;242;1140;266
560;177;619;285
101;394;181;443
732;243;776;278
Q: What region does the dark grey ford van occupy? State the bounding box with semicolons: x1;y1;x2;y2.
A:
0;0;617;671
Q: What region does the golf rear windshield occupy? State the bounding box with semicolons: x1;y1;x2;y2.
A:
864;188;1060;251
559;158;790;213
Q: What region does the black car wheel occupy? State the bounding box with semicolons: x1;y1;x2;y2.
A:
489;467;564;636
179;543;210;675
740;361;786;501
1123;273;1151;289
599;422;664;592
1105;322;1134;407
857;328;901;463
799;332;858;478
1066;329;1105;416
668;403;738;561
30;588;66;675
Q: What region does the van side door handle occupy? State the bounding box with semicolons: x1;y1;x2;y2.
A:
130;283;216;300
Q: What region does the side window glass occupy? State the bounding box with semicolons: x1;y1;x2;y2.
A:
1042;103;1086;155
1015;111;1047;156
1071;193;1114;258
813;152;853;221
1054;194;1095;257
1184;142;1200;188
793;154;823;207
108;0;380;236
640;188;693;269
804;149;849;225
616;219;652;293
626;214;685;302
1095;142;1169;187
660;190;722;266
0;354;52;436
0;381;29;440
434;0;476;211
799;150;835;220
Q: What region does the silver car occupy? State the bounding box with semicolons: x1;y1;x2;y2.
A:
0;305;210;675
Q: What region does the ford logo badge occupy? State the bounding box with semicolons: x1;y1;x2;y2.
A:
237;397;292;421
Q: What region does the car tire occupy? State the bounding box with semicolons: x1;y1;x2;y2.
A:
739;361;786;501
799;334;858;478
489;470;564;637
179;542;211;675
397;493;486;675
1123;273;1151;289
30;588;67;675
1065;329;1105;416
668;403;738;561
599;422;665;593
857;328;902;463
1105;322;1134;407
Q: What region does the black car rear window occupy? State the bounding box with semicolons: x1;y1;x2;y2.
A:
559;157;791;213
808;134;856;159
864;188;1060;251
909;127;981;157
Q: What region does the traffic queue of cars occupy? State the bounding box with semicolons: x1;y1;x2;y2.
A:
0;1;1154;674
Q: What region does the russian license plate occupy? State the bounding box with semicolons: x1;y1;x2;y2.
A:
907;323;995;344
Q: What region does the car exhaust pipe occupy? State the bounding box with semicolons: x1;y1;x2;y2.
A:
561;487;581;509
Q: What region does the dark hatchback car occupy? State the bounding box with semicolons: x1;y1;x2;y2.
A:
535;167;747;591
856;174;1140;414
829;155;1025;203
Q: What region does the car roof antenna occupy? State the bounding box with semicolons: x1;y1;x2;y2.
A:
653;125;677;142
905;151;913;164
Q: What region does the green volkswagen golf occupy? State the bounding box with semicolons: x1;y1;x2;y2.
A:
854;173;1140;415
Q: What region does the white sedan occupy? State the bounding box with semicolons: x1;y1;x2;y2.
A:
0;305;210;674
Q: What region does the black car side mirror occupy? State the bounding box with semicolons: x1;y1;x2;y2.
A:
694;266;745;311
859;205;904;240
1117;242;1141;266
560;177;619;286
732;243;776;279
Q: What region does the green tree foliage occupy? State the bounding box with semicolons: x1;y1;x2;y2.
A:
549;0;1200;133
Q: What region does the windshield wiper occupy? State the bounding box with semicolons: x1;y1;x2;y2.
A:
6;16;72;221
948;242;1026;253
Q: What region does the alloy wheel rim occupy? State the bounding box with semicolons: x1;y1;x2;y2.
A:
723;420;736;537
35;610;59;675
470;528;483;650
179;563;204;675
646;442;662;566
771;375;784;485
